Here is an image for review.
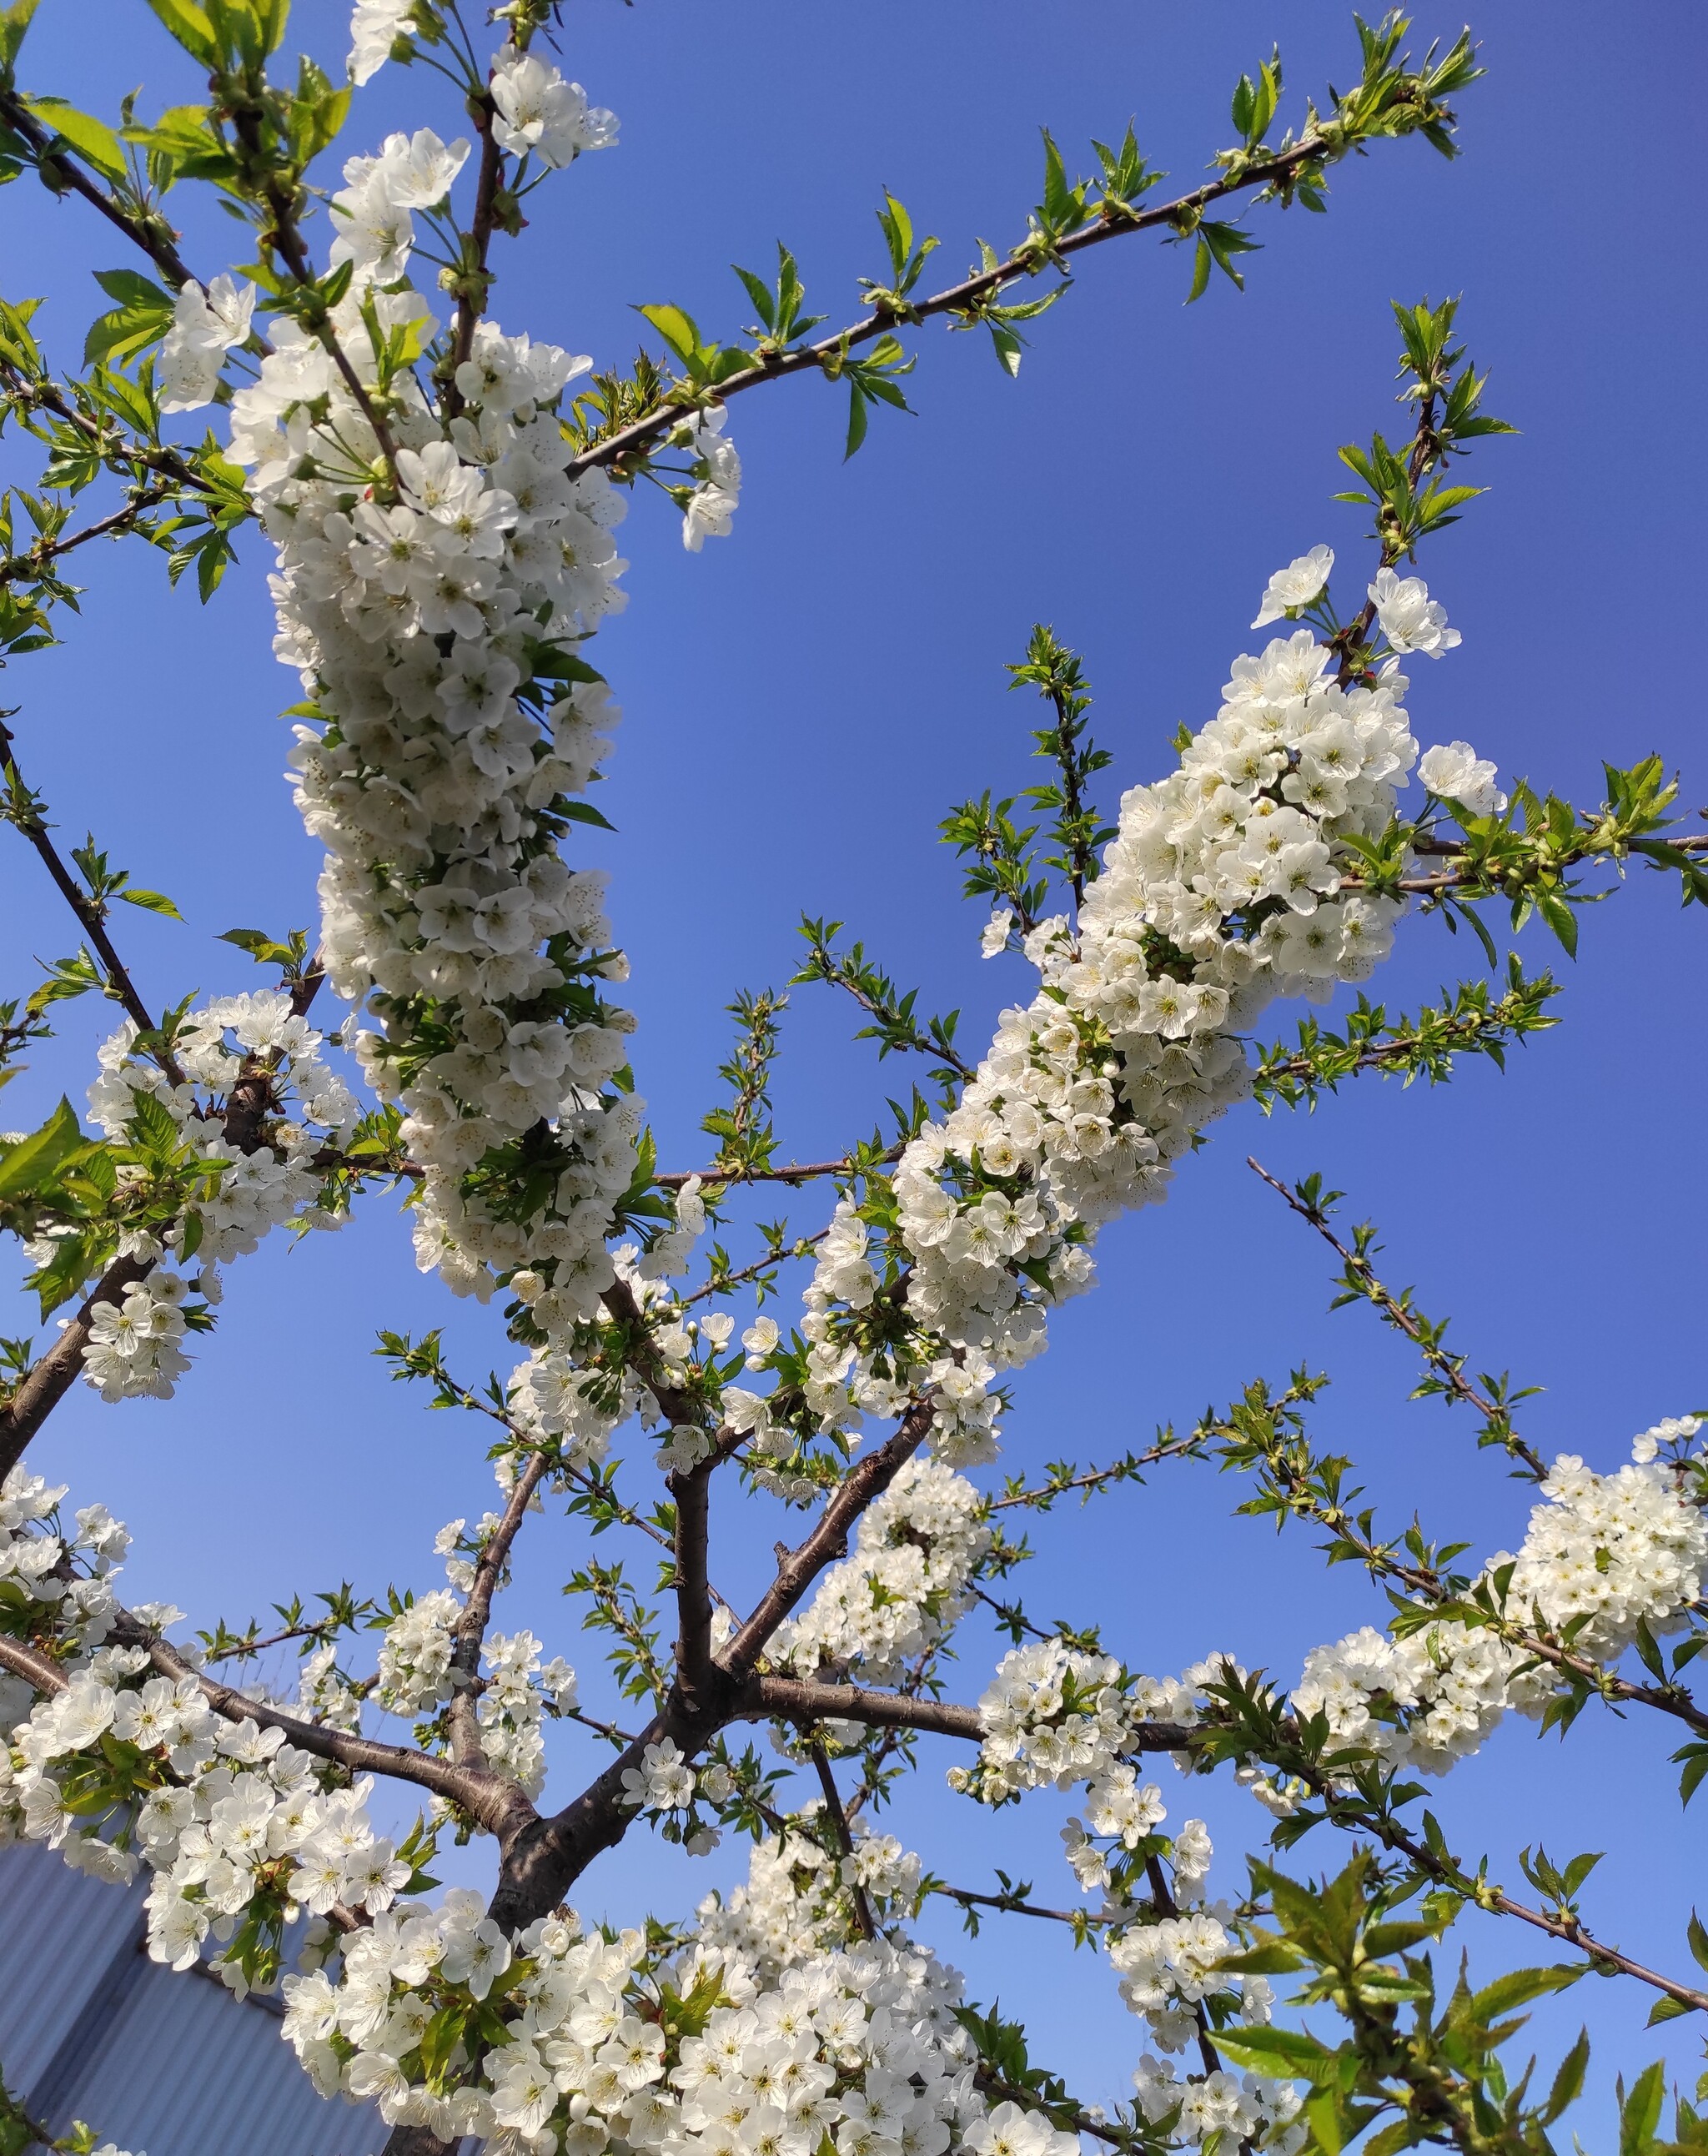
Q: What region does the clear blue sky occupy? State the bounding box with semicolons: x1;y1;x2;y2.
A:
3;0;1705;2127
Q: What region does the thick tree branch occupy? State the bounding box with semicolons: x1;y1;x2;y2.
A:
721;1395;939;1678
672;1458;716;1706
753;1674;984;1742
0;1625;531;1839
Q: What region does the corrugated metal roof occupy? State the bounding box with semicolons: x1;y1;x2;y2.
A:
71;1952;391;2156
0;1843;392;2156
0;1840;143;2093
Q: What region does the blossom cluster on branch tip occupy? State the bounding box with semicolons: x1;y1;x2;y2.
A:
765;556;1489;1474
1295;1420;1708;1777
949;1425;1706;1834
163;83;666;1335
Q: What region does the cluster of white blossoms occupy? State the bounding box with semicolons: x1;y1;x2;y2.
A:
696;1817;924;1975
1291;1621;1511;1780
374;1587;463;1717
1294;1424;1708;1777
1133;2056;1304;2155
371;1584;572;1797
770;1460;992;1685
948;1638;1224;1811
163;96;688;1334
1499;1440;1708;1660
782;555;1489;1470
72;992;361;1400
478;1628;575;1797
0;1470;128;1743
158;271;255;413
1055;1774;1300;2150
0;1489;420;1979
277;1824;1065;2156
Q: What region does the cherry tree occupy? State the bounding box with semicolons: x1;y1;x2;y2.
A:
0;6;1705;2155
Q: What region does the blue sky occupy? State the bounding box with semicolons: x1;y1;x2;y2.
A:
3;0;1705;2128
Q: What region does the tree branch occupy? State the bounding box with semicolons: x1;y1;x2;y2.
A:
809;1739;876;1939
567;135;1372;484
1247;1154;1548;1477
0;716;177;1062
0;1624;531;1839
752;1673;984;1742
721;1396;940;1679
0;87;198;292
0;1253;153;1480
1319;1779;1708;2017
671;1457;716;1708
0;487;173;588
446;1446;553;1767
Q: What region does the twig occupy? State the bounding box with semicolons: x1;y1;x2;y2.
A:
446;1447;553;1767
0;487;173;588
809;1739;876;1939
1247;1155;1548;1478
567;133;1378;484
926;1879;1102;1927
0;87;198;291
0;717;178;1066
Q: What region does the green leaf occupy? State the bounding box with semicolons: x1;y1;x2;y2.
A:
1213;2027;1338;2083
28;95;127;177
139;0;217;64
219;927;302;967
0;1097;86;1199
0;0;43;75
1534;887;1579;958
1466;1963;1585;2023
1623;2062;1667;2156
116;887;183;920
1214;1942;1304;1975
1187;234;1212;304
1541;2028;1590;2124
1649;1995;1695;2026
126;1088;183;1159
93;268;176;308
636;304;701;364
845;384;870;460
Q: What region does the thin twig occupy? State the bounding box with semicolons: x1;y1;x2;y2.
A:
566;133;1372;484
0;87;199;291
447;1448;553;1767
809;1739;876;1940
1247;1155;1549;1478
